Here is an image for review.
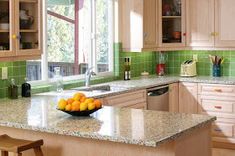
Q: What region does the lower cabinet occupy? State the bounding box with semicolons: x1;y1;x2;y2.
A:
102;90;147;109
179;82;198;114
198;83;235;149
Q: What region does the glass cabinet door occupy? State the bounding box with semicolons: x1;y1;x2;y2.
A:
0;0;14;56
16;0;41;55
160;0;185;46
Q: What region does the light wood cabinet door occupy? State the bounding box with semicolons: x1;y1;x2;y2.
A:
215;0;235;47
186;0;215;47
143;0;158;49
179;82;198;114
121;0;144;52
169;83;179;113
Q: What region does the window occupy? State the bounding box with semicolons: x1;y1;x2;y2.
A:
27;0;113;82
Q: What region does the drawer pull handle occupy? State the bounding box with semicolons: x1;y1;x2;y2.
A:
214;89;222;92
214;128;222;132
214;106;222;109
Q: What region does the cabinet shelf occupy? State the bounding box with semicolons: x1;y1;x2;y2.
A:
20;29;38;33
162;16;181;19
0;30;9;32
19;0;37;3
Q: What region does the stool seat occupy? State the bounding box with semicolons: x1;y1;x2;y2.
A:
0;134;43;155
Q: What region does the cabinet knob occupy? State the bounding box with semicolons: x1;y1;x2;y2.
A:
211;32;215;36
214;106;222;109
12;35;16;39
214;89;222;92
183;33;186;36
143;33;148;38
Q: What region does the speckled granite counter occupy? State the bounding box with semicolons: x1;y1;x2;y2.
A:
0;96;215;147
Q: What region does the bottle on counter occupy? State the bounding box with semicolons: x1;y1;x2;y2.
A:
124;57;131;81
8;78;18;99
21;78;31;97
54;67;63;92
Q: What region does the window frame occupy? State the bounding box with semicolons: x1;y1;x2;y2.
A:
29;0;114;86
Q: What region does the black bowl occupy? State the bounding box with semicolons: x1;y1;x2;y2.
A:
57;108;102;116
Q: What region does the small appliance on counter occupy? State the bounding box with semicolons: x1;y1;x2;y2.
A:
180;60;197;77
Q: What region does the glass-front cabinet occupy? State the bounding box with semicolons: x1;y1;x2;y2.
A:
0;0;14;57
0;0;42;60
159;0;186;47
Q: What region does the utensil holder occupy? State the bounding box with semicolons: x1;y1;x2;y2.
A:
213;64;221;77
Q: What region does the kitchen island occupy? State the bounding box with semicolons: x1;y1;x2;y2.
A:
0;95;215;156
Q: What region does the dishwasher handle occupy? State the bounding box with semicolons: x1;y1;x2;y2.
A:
147;86;169;96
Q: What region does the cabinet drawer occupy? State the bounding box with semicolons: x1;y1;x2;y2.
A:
212;123;233;137
201;99;234;113
198;84;235;96
104;90;147;107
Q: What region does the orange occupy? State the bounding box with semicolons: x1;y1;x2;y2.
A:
88;102;95;110
80;96;86;103
72;100;80;107
58;99;67;110
80;102;88;111
94;99;102;109
85;98;94;104
65;104;72;111
71;104;80;111
67;98;75;105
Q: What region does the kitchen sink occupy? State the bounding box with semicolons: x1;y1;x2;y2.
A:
73;85;128;93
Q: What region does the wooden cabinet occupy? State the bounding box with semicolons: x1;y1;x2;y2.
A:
198;83;235;149
179;82;198;114
158;0;186;48
120;0;158;52
186;0;215;47
0;0;42;61
103;90;147;109
187;0;235;48
215;0;235;47
169;83;179;112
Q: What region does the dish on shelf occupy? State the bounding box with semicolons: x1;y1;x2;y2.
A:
0;23;9;30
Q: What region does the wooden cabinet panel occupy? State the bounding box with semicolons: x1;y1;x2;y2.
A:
212;122;234;137
104;90;147;109
215;0;235;47
143;0;158;49
201;99;234;113
179;82;198;114
121;0;144;52
198;83;235;97
186;0;214;47
169;83;179;112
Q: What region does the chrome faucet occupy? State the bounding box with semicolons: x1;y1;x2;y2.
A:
85;67;96;87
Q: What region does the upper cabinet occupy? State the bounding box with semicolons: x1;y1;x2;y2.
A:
159;0;186;48
186;0;215;47
215;0;235;47
120;0;158;52
0;0;42;61
187;0;235;48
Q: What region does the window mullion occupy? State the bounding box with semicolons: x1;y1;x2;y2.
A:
42;0;48;81
91;0;97;72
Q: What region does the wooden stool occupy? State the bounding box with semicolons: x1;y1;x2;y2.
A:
0;134;43;156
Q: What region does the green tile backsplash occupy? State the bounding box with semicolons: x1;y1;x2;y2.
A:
1;45;235;99
166;51;235;76
118;51;158;79
0;61;26;98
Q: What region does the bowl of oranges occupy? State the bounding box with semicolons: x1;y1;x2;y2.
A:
57;92;102;116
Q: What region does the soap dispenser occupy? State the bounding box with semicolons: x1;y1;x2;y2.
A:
21;78;31;97
8;78;18;99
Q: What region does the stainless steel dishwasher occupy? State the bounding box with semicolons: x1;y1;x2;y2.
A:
147;85;169;111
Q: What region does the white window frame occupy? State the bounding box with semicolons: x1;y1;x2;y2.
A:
29;0;114;86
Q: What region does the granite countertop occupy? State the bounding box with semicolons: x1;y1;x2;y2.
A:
37;76;235;99
0;96;215;147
